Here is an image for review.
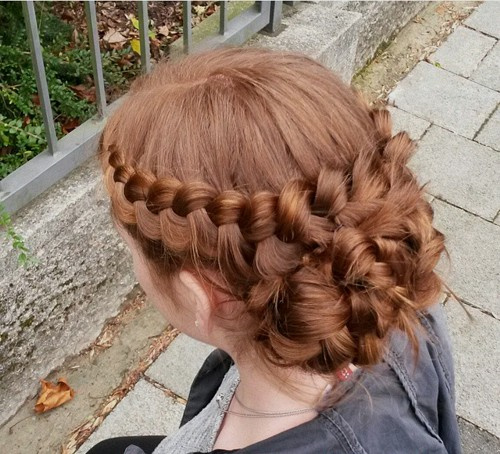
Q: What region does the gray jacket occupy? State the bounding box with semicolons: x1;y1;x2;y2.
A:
127;303;462;453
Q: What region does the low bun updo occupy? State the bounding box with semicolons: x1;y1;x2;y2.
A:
98;46;447;377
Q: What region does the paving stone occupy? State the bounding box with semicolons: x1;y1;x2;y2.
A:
471;41;500;92
444;302;500;438
459;417;500;454
76;379;185;453
476;105;500;150
464;1;500;39
410;125;500;220
428;26;496;78
145;334;216;399
386;106;431;140
388;61;500;139
432;199;499;316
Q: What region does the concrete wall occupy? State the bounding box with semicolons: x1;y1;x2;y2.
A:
0;0;428;426
245;1;428;82
344;1;428;73
0;158;136;426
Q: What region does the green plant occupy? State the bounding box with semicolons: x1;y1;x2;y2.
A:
0;114;46;178
0;2;140;179
0;203;38;267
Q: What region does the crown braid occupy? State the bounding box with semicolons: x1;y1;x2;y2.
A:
100;113;443;371
98;47;446;373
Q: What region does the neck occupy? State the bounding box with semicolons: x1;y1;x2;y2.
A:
232;349;330;414
212;346;332;450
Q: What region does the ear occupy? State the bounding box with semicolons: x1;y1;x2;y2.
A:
178;270;213;335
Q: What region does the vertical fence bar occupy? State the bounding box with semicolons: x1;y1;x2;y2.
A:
265;1;283;33
21;0;58;154
183;0;192;54
84;0;107;117
219;1;228;35
137;1;151;73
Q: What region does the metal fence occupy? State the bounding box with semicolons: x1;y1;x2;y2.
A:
0;1;294;214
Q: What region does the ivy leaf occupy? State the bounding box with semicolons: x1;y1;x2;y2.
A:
18;252;27;266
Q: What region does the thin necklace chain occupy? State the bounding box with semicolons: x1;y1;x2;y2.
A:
215;366;355;419
218;388;317;418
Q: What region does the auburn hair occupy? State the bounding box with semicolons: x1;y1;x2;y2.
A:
98;46;447;376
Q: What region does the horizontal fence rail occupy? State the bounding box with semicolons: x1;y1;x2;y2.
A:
0;1;292;214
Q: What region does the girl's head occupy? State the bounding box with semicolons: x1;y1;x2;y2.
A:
98;47;446;377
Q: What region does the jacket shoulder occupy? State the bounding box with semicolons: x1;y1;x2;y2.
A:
180;349;233;427
329;302;460;453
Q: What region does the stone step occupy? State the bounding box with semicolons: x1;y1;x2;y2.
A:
244;5;363;83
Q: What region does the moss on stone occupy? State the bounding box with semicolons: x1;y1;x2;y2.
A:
20;315;34;329
169;2;255;56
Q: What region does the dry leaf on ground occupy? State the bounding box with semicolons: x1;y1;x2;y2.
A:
62;118;80;135
131;38;141;55
158;25;169;37
34;377;75;413
70;84;97;103
103;28;127;44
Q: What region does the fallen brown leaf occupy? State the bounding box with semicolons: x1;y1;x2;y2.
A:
117;56;133;68
158;25;169;37
70;84;96;103
0;146;13;157
62;118;80;134
35;377;75;413
436;3;450;15
103;28;127;44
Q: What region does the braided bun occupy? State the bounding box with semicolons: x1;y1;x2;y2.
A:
98;47;446;374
